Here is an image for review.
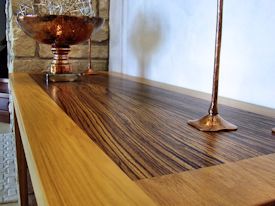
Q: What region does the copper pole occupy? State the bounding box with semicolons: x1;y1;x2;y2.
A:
83;37;96;75
89;37;92;69
209;0;223;116
188;0;237;132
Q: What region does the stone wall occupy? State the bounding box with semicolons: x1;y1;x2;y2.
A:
5;0;109;73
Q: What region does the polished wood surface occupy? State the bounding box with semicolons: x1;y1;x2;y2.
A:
31;73;275;181
109;72;275;119
10;73;156;206
137;153;275;206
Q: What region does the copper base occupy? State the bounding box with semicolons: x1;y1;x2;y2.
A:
47;47;81;82
83;68;97;75
50;47;72;74
188;114;238;132
46;73;81;82
272;128;275;133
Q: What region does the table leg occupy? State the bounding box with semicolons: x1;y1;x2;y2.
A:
14;111;28;206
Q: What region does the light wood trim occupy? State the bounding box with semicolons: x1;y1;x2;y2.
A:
10;73;156;206
137;153;275;206
108;71;275;118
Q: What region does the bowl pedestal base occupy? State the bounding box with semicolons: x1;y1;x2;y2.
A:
47;47;80;82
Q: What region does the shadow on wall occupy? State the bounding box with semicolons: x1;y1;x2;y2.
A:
129;10;165;78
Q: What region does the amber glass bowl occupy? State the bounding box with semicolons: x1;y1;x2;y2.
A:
17;15;103;47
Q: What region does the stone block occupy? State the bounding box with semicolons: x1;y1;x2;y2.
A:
12;58;51;73
11;17;36;57
92;20;109;42
12;58;107;73
70;59;88;73
92;0;98;15
71;59;108;73
70;44;109;59
11;0;22;14
70;44;90;58
38;44;52;58
39;44;108;59
91;59;108;71
99;0;109;19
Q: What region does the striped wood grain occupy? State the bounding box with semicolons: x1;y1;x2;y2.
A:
31;73;275;180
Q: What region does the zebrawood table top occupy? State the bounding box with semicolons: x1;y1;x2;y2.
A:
11;72;275;205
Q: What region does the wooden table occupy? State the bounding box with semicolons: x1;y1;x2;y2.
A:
10;72;275;206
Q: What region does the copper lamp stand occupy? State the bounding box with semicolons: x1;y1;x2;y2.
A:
188;0;237;132
83;38;96;75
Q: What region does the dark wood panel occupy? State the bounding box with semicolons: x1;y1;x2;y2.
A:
27;169;37;206
0;78;9;93
15;110;28;206
31;73;275;180
0;110;9;123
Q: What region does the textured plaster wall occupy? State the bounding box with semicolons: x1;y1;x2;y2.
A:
110;0;275;109
6;0;109;73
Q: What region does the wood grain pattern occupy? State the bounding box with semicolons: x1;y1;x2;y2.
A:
137;153;275;206
31;73;275;180
109;72;275;119
11;73;156;206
